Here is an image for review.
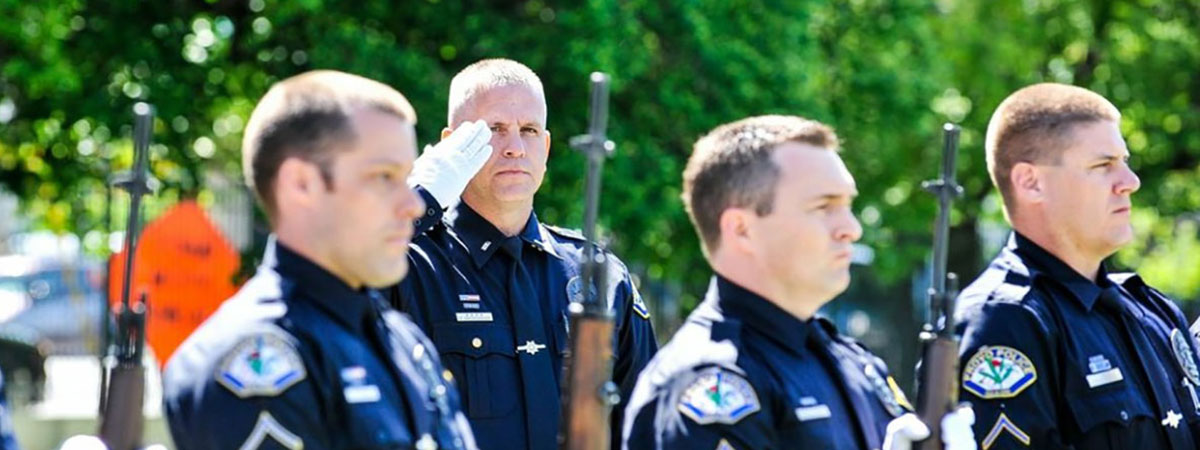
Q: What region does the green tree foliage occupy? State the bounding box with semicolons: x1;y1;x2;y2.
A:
2;0;1199;311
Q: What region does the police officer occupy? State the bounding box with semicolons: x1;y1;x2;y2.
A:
390;58;659;449
163;70;477;450
623;115;975;449
955;83;1200;449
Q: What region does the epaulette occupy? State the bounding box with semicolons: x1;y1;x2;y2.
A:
543;224;587;242
987;271;1032;304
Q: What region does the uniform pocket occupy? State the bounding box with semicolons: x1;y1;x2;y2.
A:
433;323;519;418
1064;372;1155;447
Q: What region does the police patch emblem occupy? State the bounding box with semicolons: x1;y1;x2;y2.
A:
1171;328;1200;386
963;346;1037;400
632;289;650;319
678;367;761;425
863;364;906;417
216;333;307;398
566;276;594;305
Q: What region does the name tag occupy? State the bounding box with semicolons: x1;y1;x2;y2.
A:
344;385;381;404
795;405;832;422
456;312;494;322
1086;368;1124;388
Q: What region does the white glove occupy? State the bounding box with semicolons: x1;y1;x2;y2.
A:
407;119;493;208
883;405;976;450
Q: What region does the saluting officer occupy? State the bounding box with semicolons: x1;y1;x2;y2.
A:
955;83;1200;449
163;70;476;450
622;115;975;450
390;58;659;449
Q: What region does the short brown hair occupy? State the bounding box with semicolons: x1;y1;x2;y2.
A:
682;115;840;255
985;83;1120;211
241;70;417;218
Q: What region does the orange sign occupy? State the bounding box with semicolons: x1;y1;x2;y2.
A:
108;201;240;368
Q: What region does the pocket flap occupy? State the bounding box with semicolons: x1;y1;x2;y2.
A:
433;323;515;358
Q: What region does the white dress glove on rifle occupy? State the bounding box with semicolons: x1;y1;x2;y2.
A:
407;119;493;208
882;405;976;450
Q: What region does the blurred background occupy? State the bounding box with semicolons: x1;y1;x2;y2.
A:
2;0;1200;447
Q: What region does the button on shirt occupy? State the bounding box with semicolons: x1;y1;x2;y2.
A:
164;239;475;450
392;194;659;450
622;276;909;449
955;232;1200;449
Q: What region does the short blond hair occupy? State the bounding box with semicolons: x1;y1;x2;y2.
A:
242;70;416;218
985;83;1120;215
447;58;546;126
683;115;840;255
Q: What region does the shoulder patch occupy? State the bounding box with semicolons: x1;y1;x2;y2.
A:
678;367;761;425
963;346;1037;400
863;363;908;417
632;289;651;319
216;333;307;398
1170;328;1200;386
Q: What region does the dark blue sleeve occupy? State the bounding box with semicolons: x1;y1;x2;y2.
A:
957;300;1069;449
610;270;659;447
165;334;333;450
0;372;18;450
622;367;773;450
412;186;445;236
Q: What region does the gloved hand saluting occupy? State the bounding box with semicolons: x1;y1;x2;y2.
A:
407;119;493;208
883;404;976;450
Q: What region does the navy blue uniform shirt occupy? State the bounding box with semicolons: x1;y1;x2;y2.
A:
622;275;911;450
955;232;1200;449
392;195;658;450
164;239;476;450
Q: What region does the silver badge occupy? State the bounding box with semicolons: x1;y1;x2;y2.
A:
1171;328;1200;386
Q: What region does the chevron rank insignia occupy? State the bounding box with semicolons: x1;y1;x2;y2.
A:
217;333;307;398
982;412;1030;449
963;346;1037;400
678;367;761;425
239;411;303;450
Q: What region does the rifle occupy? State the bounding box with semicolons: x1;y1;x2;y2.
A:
98;102;154;450
914;123;963;450
561;72;620;450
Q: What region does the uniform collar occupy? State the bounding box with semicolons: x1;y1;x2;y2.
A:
272;240;376;333
713;274;815;358
450;202;558;268
1008;231;1113;312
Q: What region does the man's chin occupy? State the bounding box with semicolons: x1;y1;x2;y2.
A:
362;261;409;288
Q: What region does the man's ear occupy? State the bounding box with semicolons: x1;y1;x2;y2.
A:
275;158;326;212
717;207;756;256
1010;162;1045;204
544;130;551;154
